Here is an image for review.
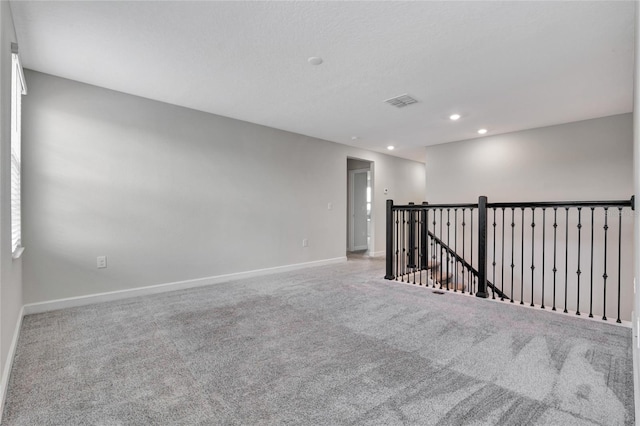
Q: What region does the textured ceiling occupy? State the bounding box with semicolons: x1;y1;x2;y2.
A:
9;1;635;162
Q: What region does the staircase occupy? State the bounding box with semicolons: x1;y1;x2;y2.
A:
422;260;466;292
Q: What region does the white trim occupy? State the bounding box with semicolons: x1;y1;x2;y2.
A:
11;51;26;95
11;246;24;260
368;250;386;258
348;168;370;251
23;257;347;315
0;306;24;423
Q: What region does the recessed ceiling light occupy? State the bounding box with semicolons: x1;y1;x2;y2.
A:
351;136;359;141
477;128;488;135
449;114;461;121
307;56;323;66
387;145;395;151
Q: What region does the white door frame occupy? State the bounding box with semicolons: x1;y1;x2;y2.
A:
349;168;369;251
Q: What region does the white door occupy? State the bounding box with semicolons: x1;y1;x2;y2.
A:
350;169;369;251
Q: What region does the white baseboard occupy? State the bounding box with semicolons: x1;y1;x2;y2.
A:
0;306;24;424
24;257;347;315
367;251;386;258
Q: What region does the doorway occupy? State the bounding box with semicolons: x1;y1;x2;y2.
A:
347;158;373;253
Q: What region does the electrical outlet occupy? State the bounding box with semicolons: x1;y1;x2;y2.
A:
302;239;308;248
327;202;332;210
97;256;107;269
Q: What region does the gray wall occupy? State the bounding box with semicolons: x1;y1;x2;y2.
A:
0;0;23;382
22;71;425;303
424;114;634;320
425;114;632;203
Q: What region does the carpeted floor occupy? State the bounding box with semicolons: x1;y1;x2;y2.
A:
2;256;634;425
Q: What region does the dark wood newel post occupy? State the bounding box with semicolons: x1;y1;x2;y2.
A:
385;199;395;280
476;196;489;298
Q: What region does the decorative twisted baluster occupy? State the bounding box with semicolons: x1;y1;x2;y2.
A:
617;208;622;324
589;207;595;318
530;208;535;307
454;209;459;292
417;210;421;286
439;208;444;289
395;210;399;281
432;212;437;287
400;210;407;282
520;208;525;305
462;209;466;294
501;208;505;301
446;209;451;291
603;207;609;321
471;208;475;294
541;208;546;309
564;207;569;314
576;208;582;315
413;209;417;285
552;208;558;311
492;208;497;299
510;208;515;303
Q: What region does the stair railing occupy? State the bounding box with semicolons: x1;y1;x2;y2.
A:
385;195;635;323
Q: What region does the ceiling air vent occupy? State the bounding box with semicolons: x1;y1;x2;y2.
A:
384;94;418;108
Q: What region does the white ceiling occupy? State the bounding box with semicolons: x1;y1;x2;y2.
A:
9;1;635;163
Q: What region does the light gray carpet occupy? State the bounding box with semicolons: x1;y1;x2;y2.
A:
2;256;634;425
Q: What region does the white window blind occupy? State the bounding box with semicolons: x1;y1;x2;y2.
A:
11;45;26;256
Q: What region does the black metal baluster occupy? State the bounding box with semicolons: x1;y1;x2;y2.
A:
454;209;459;292
404;209;408;281
408;204;416;278
589;207;595;318
617;208;622;323
432;212;437;287
492;208;497;299
530;208;535;307
552;208;558;311
417;210;421;285
399;210;404;282
412;210;422;285
603;208;609;321
564;208;569;313
446;209;451;290
462;209;466;294
471;208;475;294
501;208;505;301
510;208;515;303
541;208;546;309
413;206;422;284
439;209;444;289
520;208;525;305
395;210;399;281
425;207;430;285
576;208;582;315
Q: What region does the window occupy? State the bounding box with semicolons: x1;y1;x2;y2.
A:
11;43;26;257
